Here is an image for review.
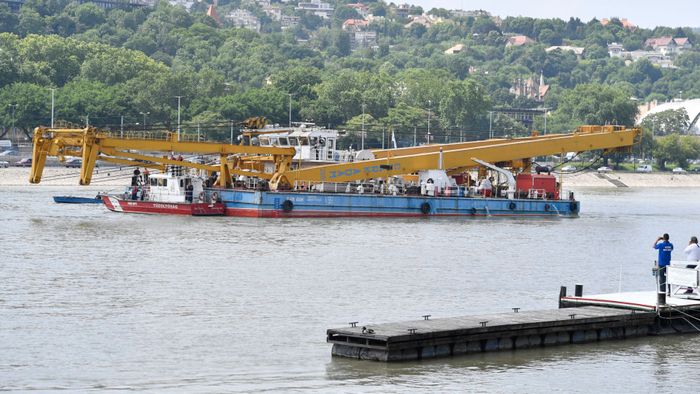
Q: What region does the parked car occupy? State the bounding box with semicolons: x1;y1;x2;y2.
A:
560;165;577;173
597;166;613;173
0;160;9;168
65;158;82;168
14;158;32;167
636;164;653;173
672;167;687;174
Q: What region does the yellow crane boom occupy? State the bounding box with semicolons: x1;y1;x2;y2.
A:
276;126;639;187
30;127;295;186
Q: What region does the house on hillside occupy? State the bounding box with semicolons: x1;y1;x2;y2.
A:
546;46;585;59
281;15;300;29
645;36;693;56
226;9;261;32
444;44;465;55
296;0;334;19
346;3;369;18
608;42;625;57
404;14;442;29
510;73;548;102
600;18;636;30
206;4;222;26
395;3;410;18
342;18;376;49
505;35;535;47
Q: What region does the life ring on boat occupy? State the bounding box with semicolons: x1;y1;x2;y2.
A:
470;207;477;215
282;199;294;212
569;201;578;212
544;203;551;212
420;202;431;215
426;178;434;184
211;192;219;202
198;191;205;202
508;202;516;210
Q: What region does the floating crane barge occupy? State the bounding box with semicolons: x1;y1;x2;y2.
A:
29;125;639;218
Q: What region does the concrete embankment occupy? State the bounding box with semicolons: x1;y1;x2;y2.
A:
0;167;130;187
562;172;700;188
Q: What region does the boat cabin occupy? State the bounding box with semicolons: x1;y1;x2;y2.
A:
138;166;205;203
241;124;354;163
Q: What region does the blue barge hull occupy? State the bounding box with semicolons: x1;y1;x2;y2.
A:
214;189;579;218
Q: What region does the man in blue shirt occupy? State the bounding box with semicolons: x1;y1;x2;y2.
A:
653;233;674;295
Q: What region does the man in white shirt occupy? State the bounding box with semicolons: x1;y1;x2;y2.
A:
684;236;700;266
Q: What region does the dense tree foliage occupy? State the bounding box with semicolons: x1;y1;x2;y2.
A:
0;0;699;160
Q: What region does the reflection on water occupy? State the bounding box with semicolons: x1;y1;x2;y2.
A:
1;185;700;391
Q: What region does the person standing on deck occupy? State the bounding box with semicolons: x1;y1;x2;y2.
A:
684;236;700;266
478;176;493;197
653;234;674;295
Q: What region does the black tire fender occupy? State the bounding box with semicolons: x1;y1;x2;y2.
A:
508;202;516;210
282;200;294;212
470;207;477;215
420;202;431;215
544;203;551;211
569;201;578;212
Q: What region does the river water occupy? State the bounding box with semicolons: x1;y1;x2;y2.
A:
1;185;699;392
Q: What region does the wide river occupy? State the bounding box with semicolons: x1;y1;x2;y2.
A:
1;185;699;392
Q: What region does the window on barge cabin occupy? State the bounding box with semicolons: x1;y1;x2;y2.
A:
269;137;279;146
279;137;289;146
299;137;309;145
288;137;298;146
259;137;270;146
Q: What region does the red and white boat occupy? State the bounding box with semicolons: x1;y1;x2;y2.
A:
102;166;225;216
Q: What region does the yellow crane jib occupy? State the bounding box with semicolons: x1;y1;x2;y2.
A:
274;126;640;186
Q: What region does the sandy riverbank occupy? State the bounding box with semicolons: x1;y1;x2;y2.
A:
3;167;700;188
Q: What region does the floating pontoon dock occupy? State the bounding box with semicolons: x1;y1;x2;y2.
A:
327;282;700;362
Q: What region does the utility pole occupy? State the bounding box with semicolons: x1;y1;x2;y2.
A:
197;123;201;141
120;115;124;138
175;96;183;141
85;114;89;127
139;111;150;132
489;111;493;139
413;126;417;146
50;88;55;128
288;93;293;127
230;120;234;144
361;102;366;150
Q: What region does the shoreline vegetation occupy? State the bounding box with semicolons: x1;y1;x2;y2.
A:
3;167;700;188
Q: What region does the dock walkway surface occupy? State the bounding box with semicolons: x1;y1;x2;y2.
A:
327;306;655;362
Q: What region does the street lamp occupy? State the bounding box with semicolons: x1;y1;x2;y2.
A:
175;96;183;141
7;104;17;144
288;93;293;127
426;100;432;144
361;102;366;150
139;111;150;132
49;88;55;128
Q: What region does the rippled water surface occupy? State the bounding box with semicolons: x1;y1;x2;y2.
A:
2;185;700;392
